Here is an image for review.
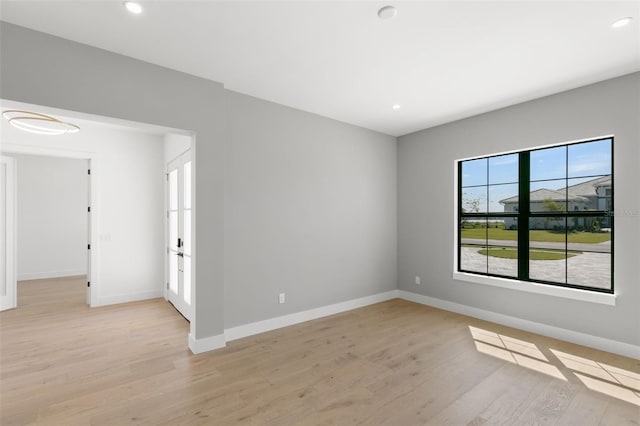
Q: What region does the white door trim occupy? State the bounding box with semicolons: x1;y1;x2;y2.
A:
1;155;17;311
0;143;99;307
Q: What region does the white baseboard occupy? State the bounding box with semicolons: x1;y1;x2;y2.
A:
398;290;640;360
188;333;226;354
18;270;86;281
93;289;164;307
224;290;399;343
186;290;398;355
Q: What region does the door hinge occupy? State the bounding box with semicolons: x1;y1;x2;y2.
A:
88;244;91;250
87;281;91;287
87;206;91;212
88;169;91;175
166;282;170;289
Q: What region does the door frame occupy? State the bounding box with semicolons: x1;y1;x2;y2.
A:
165;149;192;320
0;143;98;306
1;155;17;310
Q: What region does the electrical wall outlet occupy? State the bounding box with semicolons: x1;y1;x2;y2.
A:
415;276;421;285
279;293;286;304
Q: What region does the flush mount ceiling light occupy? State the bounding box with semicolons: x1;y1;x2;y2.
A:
392;104;401;110
2;110;80;135
378;5;397;20
124;1;143;14
612;17;632;28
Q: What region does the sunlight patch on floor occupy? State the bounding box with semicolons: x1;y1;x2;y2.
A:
469;326;566;381
551;348;640;407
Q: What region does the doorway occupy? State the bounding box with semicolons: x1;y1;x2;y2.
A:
0;152;92;310
1;99;197;350
166;150;192;321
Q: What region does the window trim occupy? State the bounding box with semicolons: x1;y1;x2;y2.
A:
452;271;617;305
454;135;614;298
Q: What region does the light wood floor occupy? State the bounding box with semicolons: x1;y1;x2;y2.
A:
1;277;638;425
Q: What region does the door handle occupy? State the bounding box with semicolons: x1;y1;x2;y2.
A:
177;252;184;257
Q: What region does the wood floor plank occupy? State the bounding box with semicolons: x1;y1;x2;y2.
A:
1;277;638;425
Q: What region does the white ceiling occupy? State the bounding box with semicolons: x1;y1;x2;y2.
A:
1;1;639;136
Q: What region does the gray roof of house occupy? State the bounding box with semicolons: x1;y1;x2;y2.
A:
500;188;588;204
561;175;611;196
500;175;610;204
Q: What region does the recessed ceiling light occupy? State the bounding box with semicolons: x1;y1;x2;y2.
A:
392;104;401;110
612;17;632;28
124;1;143;15
378;6;397;20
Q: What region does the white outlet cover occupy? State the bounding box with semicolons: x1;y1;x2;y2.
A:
415;276;421;285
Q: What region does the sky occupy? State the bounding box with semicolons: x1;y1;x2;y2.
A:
461;138;611;212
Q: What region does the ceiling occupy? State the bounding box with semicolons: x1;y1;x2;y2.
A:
1;1;638;137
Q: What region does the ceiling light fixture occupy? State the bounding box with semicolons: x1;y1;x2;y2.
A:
2;110;80;135
612;17;632;28
378;5;397;20
124;1;143;15
392;104;401;110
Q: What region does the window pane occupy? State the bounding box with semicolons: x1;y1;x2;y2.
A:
530;179;567;213
529;218;566;284
531;146;566;182
568;253;611;290
461;186;487;213
567;215;611;290
462;158;487;187
489;183;518;213
184;161;192;209
169;169;178;211
566;176;611;212
169;212;178;250
568;139;611;178
460;218;487;273
183;256;191;304
487;218;518;278
460;218;487;244
567;215;612;246
461;244;487;274
184;211;191;256
169;252;178;292
489;154;518;184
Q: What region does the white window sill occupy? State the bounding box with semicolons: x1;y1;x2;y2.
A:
452;271;616;306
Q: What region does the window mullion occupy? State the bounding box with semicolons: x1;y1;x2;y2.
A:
517;152;530;280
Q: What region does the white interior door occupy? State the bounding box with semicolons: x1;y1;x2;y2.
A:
1;155;17;311
167;151;192;320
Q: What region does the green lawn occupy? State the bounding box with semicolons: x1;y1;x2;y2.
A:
461;228;610;244
477;247;580;260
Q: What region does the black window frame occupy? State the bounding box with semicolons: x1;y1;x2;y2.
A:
457;137;614;294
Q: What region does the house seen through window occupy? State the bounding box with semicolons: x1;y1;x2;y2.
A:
458;137;613;293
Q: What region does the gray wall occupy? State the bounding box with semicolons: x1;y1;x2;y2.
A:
398;73;640;346
1;23;397;337
1;22;226;340
225;91;397;327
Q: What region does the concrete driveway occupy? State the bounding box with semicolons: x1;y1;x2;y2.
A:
460;247;611;290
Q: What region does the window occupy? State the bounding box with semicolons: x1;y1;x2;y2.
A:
458;137;613;293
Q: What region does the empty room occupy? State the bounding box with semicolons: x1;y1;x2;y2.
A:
0;1;638;425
